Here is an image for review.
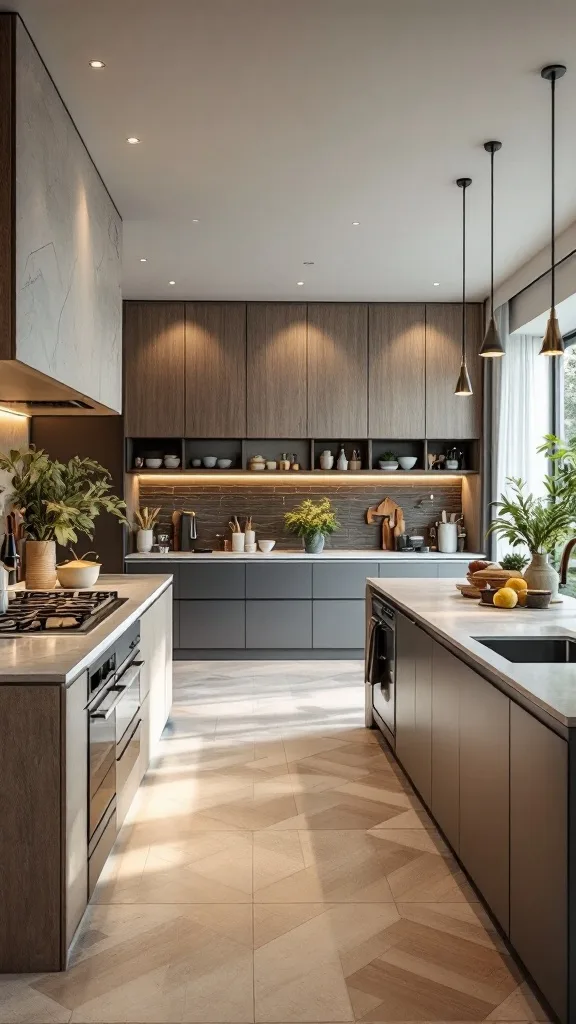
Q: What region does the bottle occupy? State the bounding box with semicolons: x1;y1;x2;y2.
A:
280;453;290;471
291;453;300;471
337;447;348;471
0;514;20;585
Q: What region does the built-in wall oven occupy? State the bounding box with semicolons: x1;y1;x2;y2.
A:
87;621;143;894
366;594;396;745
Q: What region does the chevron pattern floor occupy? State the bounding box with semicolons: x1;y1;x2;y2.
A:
1;661;550;1023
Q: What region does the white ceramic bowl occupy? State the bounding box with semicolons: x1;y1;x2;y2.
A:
258;540;276;553
191;459;202;467
217;459;233;469
145;458;162;469
202;456;218;468
164;456;180;468
397;456;417;471
56;560;101;589
379;461;399;471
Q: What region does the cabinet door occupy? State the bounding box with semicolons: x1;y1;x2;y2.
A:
437;561;468;578
125;561;179;598
123;302;185;436
413;626;433;807
510;704;567;1022
368;304;425;438
307;303;368;437
180;600;245;649
179;563;245;599
425;303;483;438
246;563;311;599
312;600;364;648
65;672;88;948
246;303;307;436
379;562;437;578
459;669;510;933
185;302;246;436
431;642;460;852
246;601;312;649
313;562;376;599
395;613;416;774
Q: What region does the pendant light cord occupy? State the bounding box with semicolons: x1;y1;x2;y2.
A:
462;182;466;362
490;149;494;318
551;74;556;311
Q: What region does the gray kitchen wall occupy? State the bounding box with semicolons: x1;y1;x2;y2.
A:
139;479;462;550
15;20;122;413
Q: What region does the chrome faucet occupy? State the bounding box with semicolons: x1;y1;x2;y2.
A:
559;537;576;586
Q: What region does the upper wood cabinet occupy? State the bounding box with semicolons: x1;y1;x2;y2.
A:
246;303;307;437
425;303;483;438
307;303;368;437
185;303;246;437
368;304;425;438
123;302;185;436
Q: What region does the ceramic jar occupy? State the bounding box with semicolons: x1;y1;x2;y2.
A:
25;540;57;589
523;552;560;600
137;529;154;553
304;532;325;554
232;532;245;552
319;450;334;470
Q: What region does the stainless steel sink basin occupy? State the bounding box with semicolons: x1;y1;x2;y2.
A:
473;635;576;663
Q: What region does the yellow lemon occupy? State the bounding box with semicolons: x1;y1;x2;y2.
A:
493;587;519;609
505;577;528;593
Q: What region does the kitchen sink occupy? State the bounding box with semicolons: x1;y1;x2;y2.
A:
473;635;576;663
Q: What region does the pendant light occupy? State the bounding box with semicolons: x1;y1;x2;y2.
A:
540;63;567;356
455;177;473;395
479;141;504;357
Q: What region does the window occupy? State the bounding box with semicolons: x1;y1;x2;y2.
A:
561;334;576;442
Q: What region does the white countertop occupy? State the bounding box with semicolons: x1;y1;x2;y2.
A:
0;574;172;685
125;550;483;562
368;577;576;728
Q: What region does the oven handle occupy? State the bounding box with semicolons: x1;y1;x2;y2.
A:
90;662;144;720
366;616;379;685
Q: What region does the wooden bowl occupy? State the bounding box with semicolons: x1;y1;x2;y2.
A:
456;583;481;599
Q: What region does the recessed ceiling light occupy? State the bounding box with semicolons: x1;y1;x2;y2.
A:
297;281;304;287
126;137;140;144
169;280;176;286
89;60;106;69
140;258;147;262
192;218;199;223
303;261;314;265
352;221;360;226
433;282;440;287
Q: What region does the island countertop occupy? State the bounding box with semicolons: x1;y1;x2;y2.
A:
368;576;576;729
0;573;172;685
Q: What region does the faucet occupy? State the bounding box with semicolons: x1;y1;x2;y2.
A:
559;537;576;586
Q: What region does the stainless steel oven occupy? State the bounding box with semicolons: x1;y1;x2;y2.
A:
87;622;143;893
366;595;396;744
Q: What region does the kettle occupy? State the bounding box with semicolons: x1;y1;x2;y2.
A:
179;510;198;551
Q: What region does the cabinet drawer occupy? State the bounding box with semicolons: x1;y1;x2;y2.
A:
246;601;312;648
125;561;179;597
379;561;437;578
437;561;467;578
179;600;245;649
313;562;375;599
246;563;312;599
179;563;245;599
313;600;365;648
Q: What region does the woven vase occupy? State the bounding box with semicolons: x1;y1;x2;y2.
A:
25;540;57;590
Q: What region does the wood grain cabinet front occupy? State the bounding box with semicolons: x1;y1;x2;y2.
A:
425;303;483;438
394;616;432;806
368;304;425;438
185;302;247;437
307;303;368;437
123;302;186;436
246;303;307;436
430;641;460;853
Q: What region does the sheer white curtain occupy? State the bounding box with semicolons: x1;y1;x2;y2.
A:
491;302;551;559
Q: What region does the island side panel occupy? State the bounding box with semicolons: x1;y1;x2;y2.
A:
0;685;62;971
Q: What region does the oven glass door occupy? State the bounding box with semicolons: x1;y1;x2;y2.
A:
114;660;142;754
89;686;117;838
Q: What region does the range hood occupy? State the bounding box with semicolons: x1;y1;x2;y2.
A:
0;361;116;416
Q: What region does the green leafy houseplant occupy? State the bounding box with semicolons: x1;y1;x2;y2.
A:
488;477;576;555
499;552;528;572
379;451;397;462
284;498;339;554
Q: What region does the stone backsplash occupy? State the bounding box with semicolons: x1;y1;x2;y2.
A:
139;478;463;550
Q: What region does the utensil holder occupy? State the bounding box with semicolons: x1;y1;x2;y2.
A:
232;532;245;552
438;523;458;553
245;530;256;547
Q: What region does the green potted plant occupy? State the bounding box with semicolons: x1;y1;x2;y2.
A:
489;476;576;598
499;552;529;572
284;497;339;554
134;506;161;553
0;447;127;589
378;451;399;471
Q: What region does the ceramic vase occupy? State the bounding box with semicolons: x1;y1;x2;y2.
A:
25;540;57;589
232;532;245;552
523;552;560;600
304;532;325;554
320;450;334;470
137;529;154;553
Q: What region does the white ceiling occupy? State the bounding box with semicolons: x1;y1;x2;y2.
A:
5;0;576;302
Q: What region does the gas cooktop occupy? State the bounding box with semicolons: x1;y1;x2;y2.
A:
0;590;127;636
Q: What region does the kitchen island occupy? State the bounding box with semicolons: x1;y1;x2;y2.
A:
0;573;173;974
365;576;576;1023
126;550;481;657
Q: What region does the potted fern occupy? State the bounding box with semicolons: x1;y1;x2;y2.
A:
134;507;161;552
284;497;339;554
0;447;127;589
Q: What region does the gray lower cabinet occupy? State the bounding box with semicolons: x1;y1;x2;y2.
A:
313;562;376;599
246;601;312;649
180;563;245;599
125;561;179;598
246;563;312;599
430;641;460;853
459;668;510;933
510;703;567;1022
437;562;468;578
379;562;437;578
312;600;364;648
395;617;432;806
179;600;245;649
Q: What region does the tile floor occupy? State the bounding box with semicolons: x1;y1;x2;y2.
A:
0;660;550;1023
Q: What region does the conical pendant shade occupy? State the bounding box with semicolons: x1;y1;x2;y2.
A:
540;307;565;356
455;359;472;396
479;315;504;357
